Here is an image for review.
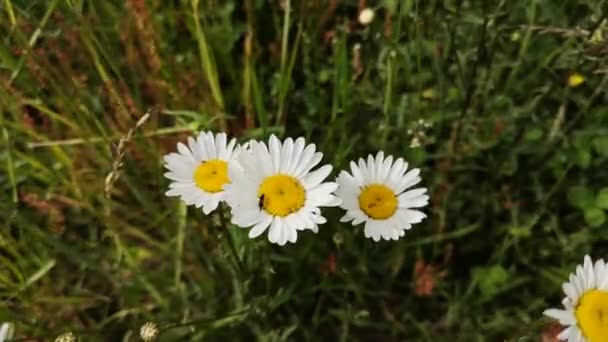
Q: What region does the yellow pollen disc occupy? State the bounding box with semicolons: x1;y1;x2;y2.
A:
358;184;397;220
193;159;229;193
575;290;608;342
258;174;305;217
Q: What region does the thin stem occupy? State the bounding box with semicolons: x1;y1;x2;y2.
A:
276;0;291;125
3;0;16;27
381;53;393;147
217;205;245;275
2;127;17;202
191;0;226;130
159;307;251;331
174;201;187;287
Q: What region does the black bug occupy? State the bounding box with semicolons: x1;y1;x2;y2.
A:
258;194;265;209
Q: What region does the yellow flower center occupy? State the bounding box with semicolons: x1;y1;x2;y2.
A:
575;290;608;342
258;174;305;217
358;184;397;220
193;159;229;193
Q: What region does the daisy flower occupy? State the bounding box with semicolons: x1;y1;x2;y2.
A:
0;322;13;342
164;131;240;214
544;255;608;342
335;151;429;241
224;135;341;245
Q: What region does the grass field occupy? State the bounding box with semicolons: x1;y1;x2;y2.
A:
1;0;608;341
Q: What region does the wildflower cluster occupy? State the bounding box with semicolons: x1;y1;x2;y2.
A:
164;132;605;342
164;132;429;245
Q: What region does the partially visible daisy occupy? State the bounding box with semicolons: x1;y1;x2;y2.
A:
164;131;240;214
335;152;429;241
0;322;14;342
224;135;341;245
544;255;608;342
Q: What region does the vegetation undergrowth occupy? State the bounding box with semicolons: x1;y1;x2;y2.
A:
1;0;608;340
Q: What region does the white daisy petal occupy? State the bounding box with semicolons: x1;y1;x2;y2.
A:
349;161;365;185
351;210;367;225
248;214;272;238
398;188;428;201
307;183;340;207
296;211;313;230
373;151;384;182
378;155;393;184
188;137;203;161
288;225;298;243
280;138;294;172
387;158;406;184
268;217;282;244
357;158;369;183
396;168;422;193
293;144;316;176
286;137;306;174
202;198;220;214
572;328;583;342
402;209;426;223
177;142;195;161
399;195;429;208
303;165;333;189
198;132;214;159
340;213;353;222
225;138;237;156
252;140;273;177
367;154;375;182
216;133;227;158
269;134;282;173
297;152;324;178
556;327;571;340
543;309;576;325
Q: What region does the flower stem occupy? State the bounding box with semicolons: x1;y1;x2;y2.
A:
217;205;245;275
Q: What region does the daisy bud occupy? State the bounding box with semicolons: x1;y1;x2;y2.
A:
567;72;585;88
410;136;421;148
139;322;159;341
358;8;375;25
54;332;76;342
333;232;344;246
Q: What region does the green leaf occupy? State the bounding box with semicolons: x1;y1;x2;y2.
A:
407;148;427;165
524;128;543;141
584;208;606;227
575;149;591;169
567;186;595;209
597;188;608;210
593;136;608;158
473;265;509;299
508;226;531;238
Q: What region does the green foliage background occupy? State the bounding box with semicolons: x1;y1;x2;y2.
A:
1;0;608;340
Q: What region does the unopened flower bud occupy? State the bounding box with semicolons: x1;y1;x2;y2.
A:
140;322;159;341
